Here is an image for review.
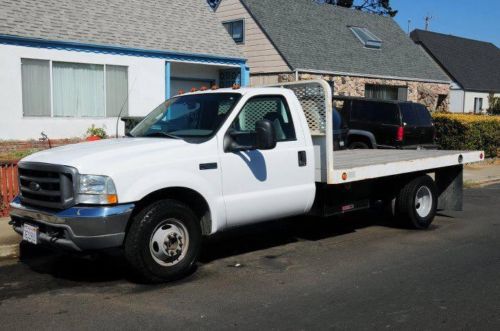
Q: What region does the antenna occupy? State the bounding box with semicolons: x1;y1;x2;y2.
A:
424;14;433;31
115;76;137;138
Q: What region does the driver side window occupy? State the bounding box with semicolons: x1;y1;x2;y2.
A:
231;95;296;142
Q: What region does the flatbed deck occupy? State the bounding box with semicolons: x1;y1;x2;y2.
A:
330;149;484;184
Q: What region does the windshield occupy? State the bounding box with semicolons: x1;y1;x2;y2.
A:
130;93;242;139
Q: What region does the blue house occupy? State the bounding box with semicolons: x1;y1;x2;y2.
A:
0;0;248;139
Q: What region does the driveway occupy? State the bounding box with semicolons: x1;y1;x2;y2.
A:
0;184;499;330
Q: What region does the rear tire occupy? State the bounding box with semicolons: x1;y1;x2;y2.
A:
124;199;201;283
349;141;370;149
395;175;438;229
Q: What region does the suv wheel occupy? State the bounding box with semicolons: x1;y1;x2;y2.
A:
124;199;201;283
349;141;370;149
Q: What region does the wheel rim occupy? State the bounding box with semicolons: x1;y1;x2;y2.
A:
415;186;432;218
149;219;189;266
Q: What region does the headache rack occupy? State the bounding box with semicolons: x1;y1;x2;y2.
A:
268;80;335;183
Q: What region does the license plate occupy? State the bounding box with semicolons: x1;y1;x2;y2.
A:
23;223;39;245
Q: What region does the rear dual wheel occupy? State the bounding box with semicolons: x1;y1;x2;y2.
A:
395;175;438;229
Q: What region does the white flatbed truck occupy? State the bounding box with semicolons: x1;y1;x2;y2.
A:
10;80;483;282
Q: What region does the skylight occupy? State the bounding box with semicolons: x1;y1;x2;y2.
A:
350;27;382;49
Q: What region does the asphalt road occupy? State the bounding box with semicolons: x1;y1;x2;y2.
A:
0;184;499;330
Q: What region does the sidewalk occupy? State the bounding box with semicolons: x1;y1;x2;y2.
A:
0;217;19;259
464;159;500;187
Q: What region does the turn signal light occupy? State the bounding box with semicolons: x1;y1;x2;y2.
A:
396;126;404;142
107;194;118;204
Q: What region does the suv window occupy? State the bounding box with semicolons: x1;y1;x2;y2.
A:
400;103;419;126
413;104;433;126
351;101;400;125
230;95;296;142
373;103;400;125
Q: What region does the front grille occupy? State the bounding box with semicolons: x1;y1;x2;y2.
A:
18;162;78;209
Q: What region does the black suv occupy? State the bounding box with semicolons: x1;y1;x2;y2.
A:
334;97;437;149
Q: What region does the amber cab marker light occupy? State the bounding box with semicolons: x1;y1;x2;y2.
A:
177;89;185;95
232;84;241;90
200;86;208;91
342;172;348;181
211;85;219;90
190;87;198;93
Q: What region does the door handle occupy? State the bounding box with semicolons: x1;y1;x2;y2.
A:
298;151;307;167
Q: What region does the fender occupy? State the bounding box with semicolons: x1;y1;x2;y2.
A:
347;129;377;148
117;169;226;234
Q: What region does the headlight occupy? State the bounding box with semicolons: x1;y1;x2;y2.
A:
77;175;118;205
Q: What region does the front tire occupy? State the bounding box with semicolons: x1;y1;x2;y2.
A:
395;175;438;229
124;199;201;283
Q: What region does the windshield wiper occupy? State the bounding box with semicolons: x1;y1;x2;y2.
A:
143;132;181;139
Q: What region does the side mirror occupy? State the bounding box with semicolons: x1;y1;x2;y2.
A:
255;119;277;150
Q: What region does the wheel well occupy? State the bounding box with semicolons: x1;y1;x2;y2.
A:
131;187;212;235
348;134;373;147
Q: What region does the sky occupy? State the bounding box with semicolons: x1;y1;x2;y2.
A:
391;0;500;47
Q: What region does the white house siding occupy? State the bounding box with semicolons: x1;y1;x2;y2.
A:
215;0;291;74
0;44;165;140
449;89;465;113
449;88;500;113
0;44;241;140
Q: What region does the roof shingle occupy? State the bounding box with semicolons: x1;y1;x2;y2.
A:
411;29;500;92
240;0;449;82
0;0;243;59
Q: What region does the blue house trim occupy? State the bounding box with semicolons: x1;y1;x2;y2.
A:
165;62;171;100
0;34;247;67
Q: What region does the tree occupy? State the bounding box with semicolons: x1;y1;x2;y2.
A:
316;0;398;17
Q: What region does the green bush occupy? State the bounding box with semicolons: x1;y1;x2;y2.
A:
432;113;500;158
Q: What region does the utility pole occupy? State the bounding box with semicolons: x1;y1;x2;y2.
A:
407;19;412;35
424;15;433;31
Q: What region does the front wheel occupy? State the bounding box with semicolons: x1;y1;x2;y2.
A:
395;175;438;229
124;199;201;283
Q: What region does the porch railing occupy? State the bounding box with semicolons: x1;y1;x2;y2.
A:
0;160;19;217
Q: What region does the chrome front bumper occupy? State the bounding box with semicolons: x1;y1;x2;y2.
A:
9;197;134;251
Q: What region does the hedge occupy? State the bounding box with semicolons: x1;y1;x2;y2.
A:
432;113;500;158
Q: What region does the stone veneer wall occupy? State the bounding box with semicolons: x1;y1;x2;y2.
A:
251;73;451;112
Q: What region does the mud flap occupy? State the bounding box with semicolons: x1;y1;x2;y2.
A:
435;165;463;211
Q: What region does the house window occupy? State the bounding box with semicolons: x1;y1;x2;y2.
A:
350;27;382;49
474;97;483;113
21;59;128;118
365;84;407;101
223;20;244;44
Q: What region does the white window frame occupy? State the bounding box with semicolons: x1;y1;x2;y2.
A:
21;58;128;118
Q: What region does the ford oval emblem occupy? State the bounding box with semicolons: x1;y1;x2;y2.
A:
29;181;41;191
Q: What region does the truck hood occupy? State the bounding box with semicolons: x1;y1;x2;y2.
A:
21;138;189;173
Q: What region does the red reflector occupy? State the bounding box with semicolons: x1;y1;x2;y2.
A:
396;126;404;142
480;153;484;160
341;204;354;212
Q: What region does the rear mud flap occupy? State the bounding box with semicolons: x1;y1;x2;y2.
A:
435;165;463;211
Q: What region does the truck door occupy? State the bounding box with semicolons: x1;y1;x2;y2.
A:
219;95;315;227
